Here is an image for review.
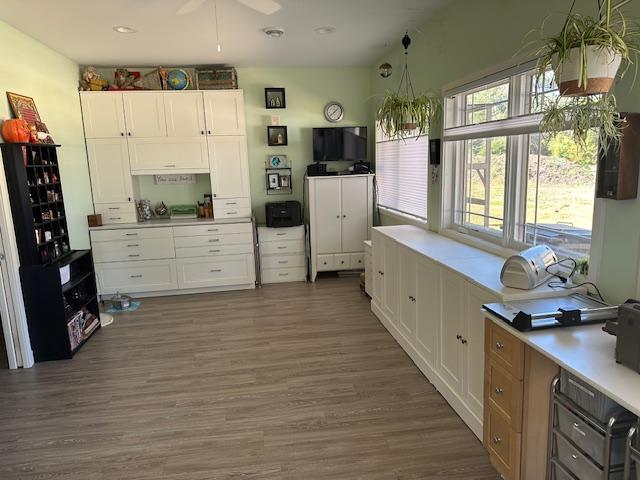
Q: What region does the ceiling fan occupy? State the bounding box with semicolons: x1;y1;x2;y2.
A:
175;0;282;15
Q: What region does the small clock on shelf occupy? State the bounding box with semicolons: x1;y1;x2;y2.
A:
324;101;344;123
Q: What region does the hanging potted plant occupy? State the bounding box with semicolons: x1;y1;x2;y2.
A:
537;0;640;97
376;33;441;139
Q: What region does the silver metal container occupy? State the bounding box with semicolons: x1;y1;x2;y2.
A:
111;292;131;310
555;432;623;480
560;371;626;423
500;244;558;290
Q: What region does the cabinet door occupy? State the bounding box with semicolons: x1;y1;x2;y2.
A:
86;139;133;204
164;92;206;137
129;137;209;174
415;257;440;372
313;179;342;254
382;237;398;320
340;176;369;253
123;92;167;137
80;93;126;139
464;285;498;422
208;136;250;199
398;248;417;339
439;269;465;395
203;90;246;136
371;232;384;306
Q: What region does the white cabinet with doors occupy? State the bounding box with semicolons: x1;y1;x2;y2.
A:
163;91;207;137
369;225;562;441
208;136;251;199
86;139;133;204
203;90;246;136
122;92;167;138
128;137;209;174
80;92;127;139
307;174;374;281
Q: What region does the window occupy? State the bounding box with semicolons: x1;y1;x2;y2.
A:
444;64;598;258
375;133;428;220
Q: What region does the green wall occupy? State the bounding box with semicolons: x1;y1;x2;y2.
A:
0;21;93;250
371;0;640;304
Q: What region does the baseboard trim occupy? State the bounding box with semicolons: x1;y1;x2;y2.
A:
99;283;256;299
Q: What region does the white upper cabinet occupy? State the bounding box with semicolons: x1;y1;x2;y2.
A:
313;179;342;254
208;136;250;199
80;93;126;139
163;92;206;137
123;92;167;138
203;90;246;136
341;177;369;253
129;137;209;174
86;138;133;204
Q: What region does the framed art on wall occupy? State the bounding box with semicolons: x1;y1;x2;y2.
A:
7;92;41;125
265;88;286;109
267;126;288;146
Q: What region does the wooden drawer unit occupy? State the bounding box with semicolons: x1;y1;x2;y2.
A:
486;358;524;430
176;255;255;289
173;223;252;237
485;406;521;479
175;244;253;259
487;319;525;379
262;267;306;284
173;233;252;248
91;227;172;243
93;237;175;263
260;239;305;255
258;225;305;243
95;259;178;294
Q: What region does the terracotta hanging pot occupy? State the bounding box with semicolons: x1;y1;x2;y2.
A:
554;46;622;96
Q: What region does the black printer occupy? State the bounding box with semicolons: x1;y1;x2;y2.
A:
265;201;302;228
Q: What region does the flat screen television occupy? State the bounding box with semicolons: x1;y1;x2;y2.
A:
312;127;367;162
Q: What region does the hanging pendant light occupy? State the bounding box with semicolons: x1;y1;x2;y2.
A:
214;0;222;53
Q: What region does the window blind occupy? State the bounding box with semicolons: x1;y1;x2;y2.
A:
375;135;428;220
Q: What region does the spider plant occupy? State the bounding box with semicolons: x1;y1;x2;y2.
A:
539;94;622;149
536;0;640;95
376;92;441;139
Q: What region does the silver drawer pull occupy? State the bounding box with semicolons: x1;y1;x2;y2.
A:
279;273;289;277
127;244;139;247
492;436;501;445
225;202;237;205
567;378;596;398
108;207;120;210
276;232;286;236
277;246;287;249
164;164;176;167
572;423;587;437
125;233;138;236
210;269;222;273
109;217;122;220
209;249;221;253
571;454;579;460
226;211;238;215
495;341;504;350
278;261;288;264
128;254;140;258
209;239;220;243
494;387;504;395
130;274;143;278
207;229;219;232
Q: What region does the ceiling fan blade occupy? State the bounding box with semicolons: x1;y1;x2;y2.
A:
236;0;282;15
176;0;207;15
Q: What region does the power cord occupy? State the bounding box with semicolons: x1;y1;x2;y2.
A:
549;281;605;303
545;257;578;284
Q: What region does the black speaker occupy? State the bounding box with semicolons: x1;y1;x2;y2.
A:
429;139;441;165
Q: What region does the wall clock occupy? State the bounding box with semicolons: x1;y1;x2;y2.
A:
324;101;344;123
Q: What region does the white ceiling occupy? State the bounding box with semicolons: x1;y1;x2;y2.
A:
0;0;449;67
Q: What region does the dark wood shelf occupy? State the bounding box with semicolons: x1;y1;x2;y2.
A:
65;294;98;322
62;270;94;294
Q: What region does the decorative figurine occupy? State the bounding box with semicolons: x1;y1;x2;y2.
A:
79;66;108;91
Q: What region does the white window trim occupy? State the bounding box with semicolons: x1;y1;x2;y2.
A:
378;205;428;227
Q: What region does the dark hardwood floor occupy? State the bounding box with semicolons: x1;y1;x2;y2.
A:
0;276;498;479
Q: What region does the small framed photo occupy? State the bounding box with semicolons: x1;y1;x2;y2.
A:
267;126;288;146
7;92;41;124
265;88;286;109
268;172;280;189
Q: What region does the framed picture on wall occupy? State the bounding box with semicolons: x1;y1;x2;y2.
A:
265;88;286;109
7;92;41;124
267;126;288;146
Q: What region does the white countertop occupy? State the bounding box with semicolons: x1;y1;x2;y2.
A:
486;313;640;418
89;217;252;231
374;225;567;301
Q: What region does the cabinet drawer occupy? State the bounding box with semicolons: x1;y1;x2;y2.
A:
94;203;135;215
334;254;351;269
554;432;618;480
176;255;255;289
213;198;251;210
91;227;172;242
487;320;525;379
261;255;306;270
99;212;138;225
260;239;305;255
317;254;335;271
214;207;252;219
487;359;524;431
95;259;178;294
350;253;365;269
176;244;253;259
262;267;306;284
258;226;305;243
174;233;252;248
173;223;252;237
93;237;175;263
485;406;521;479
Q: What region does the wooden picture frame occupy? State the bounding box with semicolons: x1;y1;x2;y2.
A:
265;88;286;109
267;126;288;146
7;92;41;124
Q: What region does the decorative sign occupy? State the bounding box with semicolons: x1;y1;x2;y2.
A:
154;174;197;185
265;155;290;169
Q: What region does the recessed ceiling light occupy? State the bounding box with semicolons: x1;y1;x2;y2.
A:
113;25;137;34
262;27;285;38
314;26;336;35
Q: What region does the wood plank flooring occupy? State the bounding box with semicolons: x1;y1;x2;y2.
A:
0;276;498;479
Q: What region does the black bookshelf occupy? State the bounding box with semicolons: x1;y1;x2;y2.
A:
1;143;100;361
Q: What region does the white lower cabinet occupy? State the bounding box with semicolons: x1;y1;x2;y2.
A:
176;255;255;289
258;226;307;284
370;230;499;440
96;259;178;294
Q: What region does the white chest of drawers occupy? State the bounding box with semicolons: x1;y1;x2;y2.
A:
90;220;256;296
258;226;307;284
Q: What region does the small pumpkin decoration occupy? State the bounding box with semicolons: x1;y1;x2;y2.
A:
2;119;30;143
